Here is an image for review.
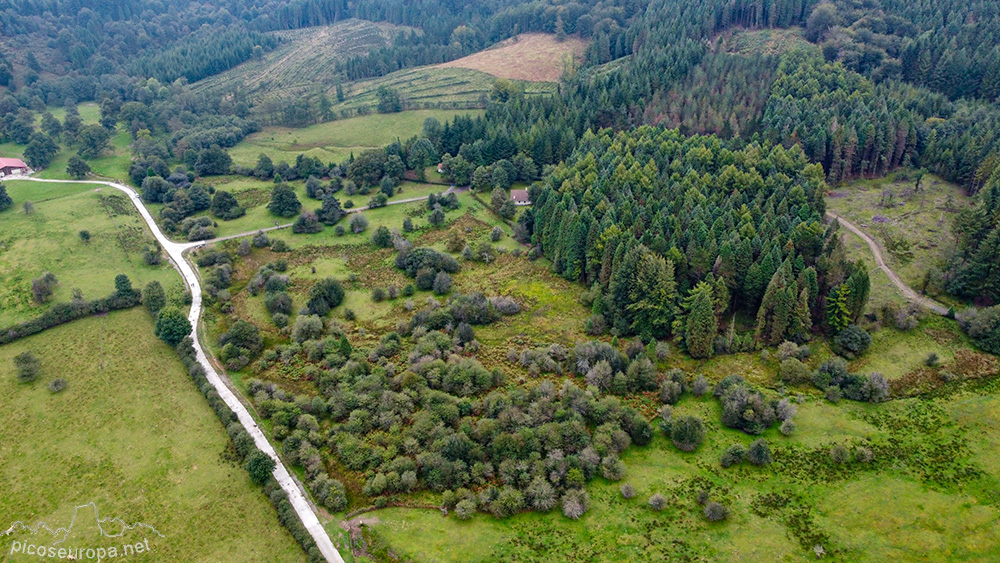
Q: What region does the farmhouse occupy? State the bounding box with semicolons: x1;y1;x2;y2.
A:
0;157;29;177
510;189;531;206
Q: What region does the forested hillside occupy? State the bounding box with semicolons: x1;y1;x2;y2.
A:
528;128;866;356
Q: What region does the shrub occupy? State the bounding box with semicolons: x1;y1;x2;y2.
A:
779;358;812;385
47;378;67;393
433;271;453;295
349;213;369;234
747;439;772;466
271;239;290;252
865;372;890;403
720;382;776;434
959;306;1000;355
925;352;939;367
620;483;636;499
670;415;705;452
14;351;41;383
454;499;476;520
371;226;392;248
372;287;387;302
720;444;746;468
490;487;524;518
779;419;796;436
648;494;667;511
252;230;270;247
855;446;874;463
660;375;684;405
561;489;589;519
490;226;503;241
830;444;850;464
692;375;709;396
704;501;729;522
834;324;871;359
291;315;324;343
777;341;800;360
825;386;842;403
291;211;322;234
600;457;626;481
585;314;606;335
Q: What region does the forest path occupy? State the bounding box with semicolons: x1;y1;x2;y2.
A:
827;211;949;316
17;176;344;563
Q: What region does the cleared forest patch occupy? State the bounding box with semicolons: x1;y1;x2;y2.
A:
436;33;588;82
193;19;408;103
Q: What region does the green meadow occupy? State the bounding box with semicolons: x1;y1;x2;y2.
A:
0;308;305;561
0;180;182;327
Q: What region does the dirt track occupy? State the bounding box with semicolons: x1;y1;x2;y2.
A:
827;211;949;316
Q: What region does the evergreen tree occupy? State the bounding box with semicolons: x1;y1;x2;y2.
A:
268;183;301;217
679;282;717;359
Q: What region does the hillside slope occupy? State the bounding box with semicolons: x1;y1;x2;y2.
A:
192;19;408;104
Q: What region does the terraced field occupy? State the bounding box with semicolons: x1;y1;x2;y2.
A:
192;19;408;104
330;66;559;114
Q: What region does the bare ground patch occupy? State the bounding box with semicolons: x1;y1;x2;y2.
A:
437;33;588;82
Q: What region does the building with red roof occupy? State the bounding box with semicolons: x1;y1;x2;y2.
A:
0;157;29;177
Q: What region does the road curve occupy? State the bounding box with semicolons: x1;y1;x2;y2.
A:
17;177;344;563
827;211;949;316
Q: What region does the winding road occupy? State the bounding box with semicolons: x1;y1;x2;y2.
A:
827;211;949;316
18;177;345;563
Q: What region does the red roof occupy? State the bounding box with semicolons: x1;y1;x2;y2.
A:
0;157;28;169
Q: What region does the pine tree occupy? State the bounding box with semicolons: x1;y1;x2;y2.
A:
826;284;852;333
754;262;796;346
680;282;717;359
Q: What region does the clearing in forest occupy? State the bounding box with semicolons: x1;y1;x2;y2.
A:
437;33;588;82
193;19;408;103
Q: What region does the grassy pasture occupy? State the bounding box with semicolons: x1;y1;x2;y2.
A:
436;33;588;82
229;109;483;168
0;180;182;327
0;308;304;561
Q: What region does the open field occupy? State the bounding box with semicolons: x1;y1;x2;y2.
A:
229;109;483;167
193;19;406;105
0;309;304;561
0;180;183;327
437;33;588;82
825;172;974;306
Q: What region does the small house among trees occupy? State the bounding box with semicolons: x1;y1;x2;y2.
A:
510;189;531;206
0;158;29;177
